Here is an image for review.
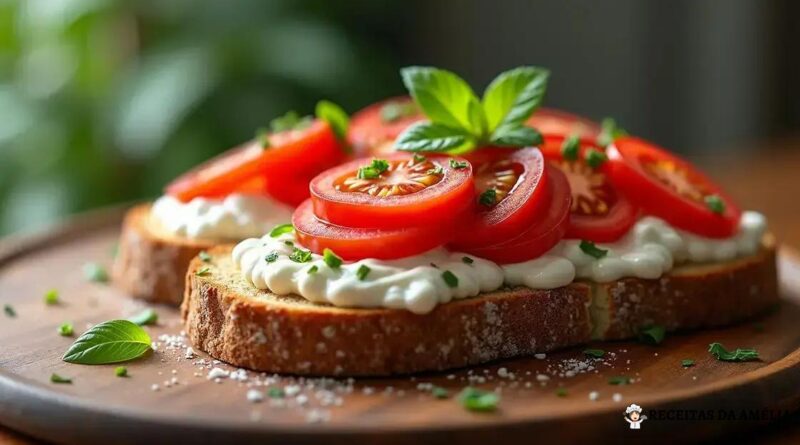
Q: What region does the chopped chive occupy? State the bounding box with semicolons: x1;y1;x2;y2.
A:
58;322;74;336
307;265;319;274
429;262;438;269
4;304;16;318
269;223;294;238
462;256;474;265
681;359;695;368
478;189;497;207
356;265;371;281
195;267;211;277
115;366;128;377
431;387;449;399
265;251;279;263
638;325;666;345
357;159;390;179
459;387;499;412
555;387;568;397
705;195;726;214
708;343;759;362
255;127;271;148
583;348;605;358
561;135;580;161
267;387;285;398
449;159;469;169
585;148;608;168
283;240;294;247
323;248;343;269
441;270;459;288
427;165;444;175
83;263;109;283
50;373;72;384
44;289;59;305
579;240;608;259
289;248;312;263
413;154;427;164
608;375;632;385
198;251;212;262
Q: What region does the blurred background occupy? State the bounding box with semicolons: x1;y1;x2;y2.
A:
0;0;798;236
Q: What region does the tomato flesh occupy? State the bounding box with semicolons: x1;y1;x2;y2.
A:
540;136;638;242
348;96;425;156
293;200;449;260
460;166;571;264
165;120;344;202
607;137;741;238
450;147;550;249
310;153;475;229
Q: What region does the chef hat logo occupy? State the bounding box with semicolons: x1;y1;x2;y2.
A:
625;404;642;414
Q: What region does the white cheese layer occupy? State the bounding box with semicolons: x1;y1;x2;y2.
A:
151;194;293;240
233;211;767;314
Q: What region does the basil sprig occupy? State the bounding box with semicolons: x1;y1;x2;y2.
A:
62;320;152;365
396;66;549;154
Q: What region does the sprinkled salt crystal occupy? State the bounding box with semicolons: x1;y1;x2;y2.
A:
285;385;301;396
185;347;195;359
588;391;599;401
534;353;546;359
150;384;160;392
446;374;456;380
535;374;550;382
306;409;331;424
247;389;264;403
497;367;509;378
295;394;309;406
612;393;623;402
207;367;228;380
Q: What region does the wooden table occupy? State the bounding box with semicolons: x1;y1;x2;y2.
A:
2;139;799;445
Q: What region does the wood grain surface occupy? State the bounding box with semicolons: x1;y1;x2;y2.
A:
0;208;799;445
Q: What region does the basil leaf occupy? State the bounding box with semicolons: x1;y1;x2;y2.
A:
489;124;542;147
395;122;471;152
466;98;487;137
315;100;349;141
482;67;549;132
128;308;158;326
62;320;152;365
401;66;480;131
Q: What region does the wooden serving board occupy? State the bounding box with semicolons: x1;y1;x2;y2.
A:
1;208;800;445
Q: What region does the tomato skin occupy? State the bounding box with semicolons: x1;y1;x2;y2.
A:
310;153;475;230
293;200;449;260
458;166;571;264
527;107;601;139
540;135;639;242
348;96;425;156
450;147;550;249
607;137;741;238
165;120;344;203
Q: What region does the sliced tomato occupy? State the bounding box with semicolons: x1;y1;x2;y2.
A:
450;147;550;249
607;137;741;238
293;200;449;260
460;166;571;264
165;120;344;202
540;135;638;242
348;96;425;156
527;107;601;139
310;153;475;229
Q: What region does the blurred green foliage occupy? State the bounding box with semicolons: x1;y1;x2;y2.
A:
0;0;403;235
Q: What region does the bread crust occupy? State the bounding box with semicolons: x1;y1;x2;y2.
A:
113;204;217;305
181;242;778;376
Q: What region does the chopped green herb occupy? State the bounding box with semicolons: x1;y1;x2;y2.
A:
579;240;608;259
44;289;59;305
608;375;632;385
289;248;313;263
561;135;580;161
380;100;418;123
265;251;279;263
255;127;271;148
708;343;759;362
356;265;371;281
198;251;212;262
441;270;459;288
431;387;449;399
459;387;499;412
115;366;128;377
323;248;343;269
4;304;15;318
705;195;726;214
128;308;158;326
269;110;312;133
479;189;497;207
357;159;390;179
50;373;72;384
267;387;285;398
449;159;469;169
681;359;695;368
413;154;427;164
429;262;439;268
597;117;628;147
585;148;608;168
269;223;294;238
283;240;294;247
583;348;605;358
195;267;211;277
462;256;474;265
638;325;666;345
427;165;444;175
83;263;109;283
555;387;568;397
307;265;319;274
58;322;74;337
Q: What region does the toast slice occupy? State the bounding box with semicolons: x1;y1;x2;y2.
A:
113;204;225;305
181;237;777;376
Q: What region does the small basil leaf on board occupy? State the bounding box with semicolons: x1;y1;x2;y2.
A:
400;66;480;131
128;308;158;326
62;320;152;365
489;124;542;147
395;122;471;152
315;100;349;141
708;342;759;362
482;67;550;133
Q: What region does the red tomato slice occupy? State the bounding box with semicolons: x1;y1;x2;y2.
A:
348;96;425;156
459;166;571;264
310;153;475;230
540;135;638;242
449;147;550;249
293;200;449;260
527;107;601;139
607;137;741;238
165;120;344;202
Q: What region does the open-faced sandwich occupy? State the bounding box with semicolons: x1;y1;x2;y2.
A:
113;103;350;304
180;66;777;376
